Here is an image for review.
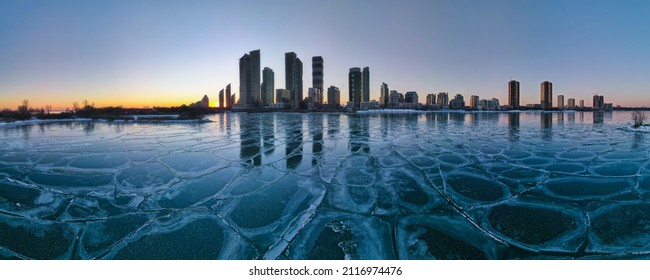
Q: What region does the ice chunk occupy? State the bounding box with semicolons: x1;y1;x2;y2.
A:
115;163;176;195
0;213;80;259
220;174;325;251
286;210;395;260
104;210;255;259
478;200;586;253
68;153;129;171
159;151;229;177
542;176;633;200
589;162;640;177
397;212;507;259
443;170;510;204
588;203;650;253
80;213;155;259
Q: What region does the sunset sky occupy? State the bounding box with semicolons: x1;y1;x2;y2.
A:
1;0;649;110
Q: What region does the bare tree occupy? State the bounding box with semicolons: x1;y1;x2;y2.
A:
45;105;52;114
72;101;79;113
632;111;647;128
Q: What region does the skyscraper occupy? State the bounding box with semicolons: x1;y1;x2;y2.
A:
276;89;290;103
380;83;389;108
593;94;605;109
470;95;479;109
437;92;449;109
261;67;274;105
250;50;260;104
327;86;340;106
225;84;231;108
540;81;553;110
219;89;224;108
308;87;322;104
580;99;585;108
349;67;362;110
449;94;465;109
238;49;260;107
405;91;418;103
239;53;251;106
557;95;565;109
312;56;323;96
568;98;576;108
285;52;303;109
362;67;370;102
508;80;520;109
426;94;436;106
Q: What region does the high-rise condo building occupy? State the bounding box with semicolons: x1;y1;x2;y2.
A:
426;94;436;106
285;52;303;109
380;83;389;108
225;84;231;108
219;89;224;108
437;92;449;109
508;80;520;109
276;89;290;103
349;67;362;110
593;94;605;109
362;67;370;102
405;91;418;103
238;49;260;107
312;56;323;97
327;86;340;106
261;67;274;105
449;94;465;109
470;95;479;109
389;90;400;105
308;87;322;104
580;99;585;108
567;98;575;108
540;81;553;110
557;95;564;109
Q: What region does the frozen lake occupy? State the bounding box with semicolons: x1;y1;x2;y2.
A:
1;111;650;259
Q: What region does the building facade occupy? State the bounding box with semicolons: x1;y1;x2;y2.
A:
362;67;370;102
557;95;564;109
470;95;479;109
567;98;575;108
312;56;323;96
437;92;449;109
238;50;260;107
349;67;362;110
426;93;436;106
219;89;224;108
327;86;340;106
225;84;231;108
540;81;553;110
405;91;418;103
380;82;389;108
285;52;303;109
449;94;465;109
508;80;520;109
593;94;605;109
261;67;274;105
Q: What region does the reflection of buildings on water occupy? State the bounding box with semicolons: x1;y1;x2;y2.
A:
262;114;275;155
450;112;465;124
349;115;369;154
557;112;564;125
326;114;340;138
435;112;449;124
508;113;520;142
541;113;553;141
240;115;261;166
567;112;575;123
593;111;604;124
285;116;303;169
309;115;324;166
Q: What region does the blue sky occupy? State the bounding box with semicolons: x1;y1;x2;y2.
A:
0;0;649;109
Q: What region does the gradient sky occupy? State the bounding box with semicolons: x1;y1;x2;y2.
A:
1;0;649;110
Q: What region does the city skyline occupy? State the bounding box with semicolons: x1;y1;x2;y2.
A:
1;0;649;110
